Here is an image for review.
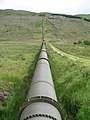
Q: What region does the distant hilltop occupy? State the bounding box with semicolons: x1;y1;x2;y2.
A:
0;9;90;22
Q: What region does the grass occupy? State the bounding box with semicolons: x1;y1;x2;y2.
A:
0;14;42;42
0;9;36;16
47;45;90;120
47;15;90;44
0;9;90;120
0;10;42;120
0;42;40;120
51;43;90;59
77;14;90;19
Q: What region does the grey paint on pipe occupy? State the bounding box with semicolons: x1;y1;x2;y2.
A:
20;102;62;120
19;43;62;120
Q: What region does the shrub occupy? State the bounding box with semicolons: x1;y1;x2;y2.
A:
84;40;90;45
74;42;77;44
78;40;82;44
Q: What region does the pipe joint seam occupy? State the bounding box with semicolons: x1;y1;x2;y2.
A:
17;96;64;120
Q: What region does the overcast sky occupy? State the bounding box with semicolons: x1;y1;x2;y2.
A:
0;0;90;15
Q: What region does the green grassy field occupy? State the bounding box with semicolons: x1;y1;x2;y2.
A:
47;15;90;44
51;43;90;59
0;9;90;120
77;14;90;19
0;42;41;120
47;44;90;120
47;14;90;120
0;10;42;120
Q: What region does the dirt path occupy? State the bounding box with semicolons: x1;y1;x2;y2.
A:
49;43;90;66
49;43;80;61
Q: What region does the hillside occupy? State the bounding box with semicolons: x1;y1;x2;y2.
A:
0;9;90;120
0;9;36;16
47;15;90;44
0;9;42;120
0;10;42;42
77;14;90;19
0;9;90;44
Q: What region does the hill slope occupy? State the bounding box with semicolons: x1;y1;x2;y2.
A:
47;15;90;44
0;9;90;120
0;9;36;16
77;14;90;19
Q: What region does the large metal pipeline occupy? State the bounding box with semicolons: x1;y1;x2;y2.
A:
17;42;63;120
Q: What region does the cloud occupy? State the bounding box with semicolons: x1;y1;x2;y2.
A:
0;0;90;14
